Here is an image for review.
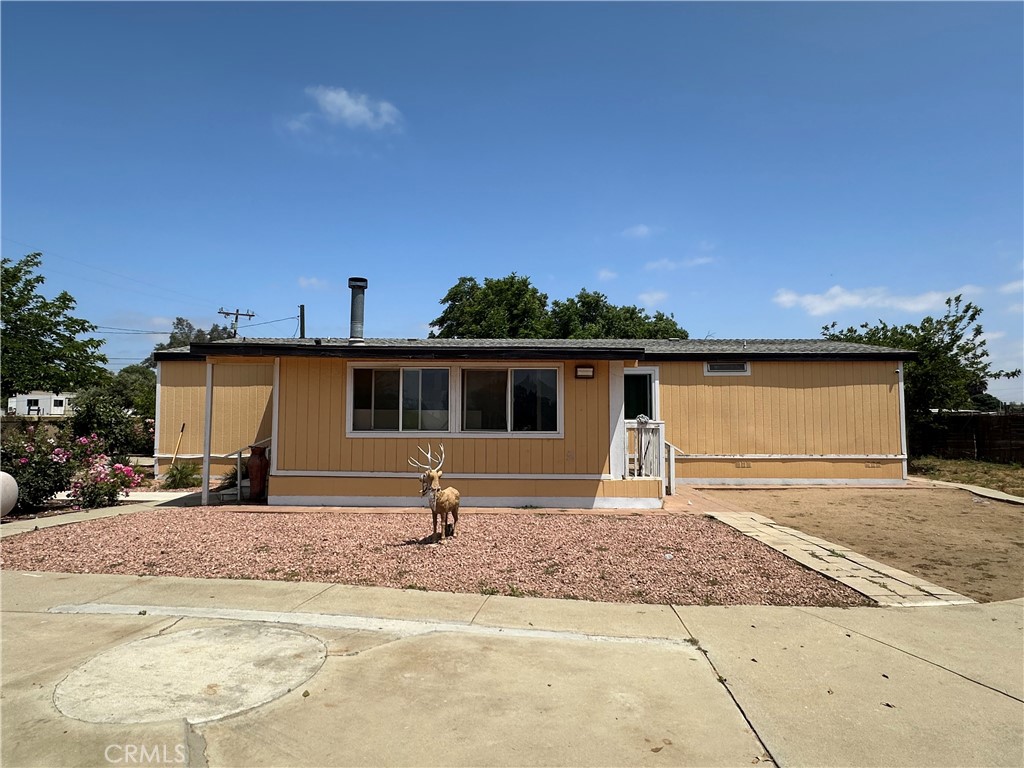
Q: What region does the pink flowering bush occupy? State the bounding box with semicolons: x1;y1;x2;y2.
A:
68;454;142;509
0;426;133;511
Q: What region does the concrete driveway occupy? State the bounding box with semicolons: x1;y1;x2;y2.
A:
2;570;1021;767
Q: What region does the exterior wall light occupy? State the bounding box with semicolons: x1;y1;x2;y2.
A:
575;365;595;379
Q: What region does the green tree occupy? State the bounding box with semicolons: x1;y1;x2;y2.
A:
143;316;234;366
429;274;551;338
822;295;1020;451
549;289;688;339
0;253;107;399
110;364;157;419
430;276;689;340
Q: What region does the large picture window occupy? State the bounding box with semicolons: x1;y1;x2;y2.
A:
353;368;449;431
463;368;558;433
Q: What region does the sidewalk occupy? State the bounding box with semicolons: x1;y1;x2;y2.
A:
2;570;1022;767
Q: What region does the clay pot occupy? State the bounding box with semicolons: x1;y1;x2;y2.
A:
246;446;269;501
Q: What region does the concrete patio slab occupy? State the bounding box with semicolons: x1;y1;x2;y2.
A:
93;575;332;612
673;605;1024;768
199;630;766;767
296;583;487;624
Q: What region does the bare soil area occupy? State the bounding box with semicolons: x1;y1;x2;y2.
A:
0;508;869;607
703;487;1024;603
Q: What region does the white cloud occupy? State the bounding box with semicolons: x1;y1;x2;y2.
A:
999;279;1023;295
644;258;677;271
289;86;402;133
597;268;617;281
1008;303;1023;313
773;285;983;317
697;239;717;252
684;256;714;267
621;224;653;239
298;276;330;290
644;256;714;271
638;290;668;307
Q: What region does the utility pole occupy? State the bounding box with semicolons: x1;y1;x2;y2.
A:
298;304;306;339
218;307;256;338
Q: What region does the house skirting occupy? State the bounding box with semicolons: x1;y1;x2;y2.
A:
676;456;905;483
267;475;663;509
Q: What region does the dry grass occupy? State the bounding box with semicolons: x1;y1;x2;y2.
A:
909;457;1024;497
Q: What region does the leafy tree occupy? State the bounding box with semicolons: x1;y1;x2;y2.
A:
822;295;1020;451
430;276;689;340
549;289;688;339
109;364;157;419
1;253;107;399
143;317;234;366
429;275;551;338
970;392;1003;412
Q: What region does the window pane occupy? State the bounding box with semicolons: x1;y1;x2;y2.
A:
512;369;557;432
463;370;508;431
402;370;421;430
420;369;449;430
353;369;373;430
373;370;400;430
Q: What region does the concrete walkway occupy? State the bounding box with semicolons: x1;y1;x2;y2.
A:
2;571;1021;767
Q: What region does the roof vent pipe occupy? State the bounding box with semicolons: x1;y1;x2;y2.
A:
348;277;368;345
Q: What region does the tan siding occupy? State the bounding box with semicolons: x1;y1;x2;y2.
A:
276;357;610;476
660;360;902;461
157;361;207;457
269;475;661;501
210;362;273;457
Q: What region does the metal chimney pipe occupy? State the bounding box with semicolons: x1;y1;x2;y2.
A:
348;277;368;345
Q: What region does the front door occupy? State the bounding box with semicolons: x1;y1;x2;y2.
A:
624;371;654;420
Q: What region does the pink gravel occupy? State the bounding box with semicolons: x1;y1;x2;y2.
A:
0;509;871;607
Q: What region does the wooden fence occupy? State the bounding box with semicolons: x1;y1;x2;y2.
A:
913;413;1024;464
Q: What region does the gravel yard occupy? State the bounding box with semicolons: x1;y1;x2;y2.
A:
0;508;869;607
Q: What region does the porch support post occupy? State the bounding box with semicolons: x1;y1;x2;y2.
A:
202;361;213;505
609;361;625;479
897;361;908;480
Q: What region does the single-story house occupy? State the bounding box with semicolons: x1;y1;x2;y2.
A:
154;311;913;509
6;391;75;417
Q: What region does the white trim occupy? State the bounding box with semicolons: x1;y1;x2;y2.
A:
201;362;213;506
345;362;565;439
270;470;614;480
897;361;908;481
679;478;908;487
609;361;625;479
676;454;906;460
272;358;280;475
268;495;663;510
154;362;162;478
703;361;751;376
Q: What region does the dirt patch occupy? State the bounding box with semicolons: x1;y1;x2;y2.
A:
703;487;1024;602
0;508;869;607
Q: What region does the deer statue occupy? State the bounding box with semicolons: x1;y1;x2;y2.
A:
408;443;460;543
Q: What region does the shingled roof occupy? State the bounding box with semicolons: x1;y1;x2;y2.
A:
155;336;914;362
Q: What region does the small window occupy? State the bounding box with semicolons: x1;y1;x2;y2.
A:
704;361;750;376
53;399;64;408
353;368;449;431
463;370;508;431
26;398;39;407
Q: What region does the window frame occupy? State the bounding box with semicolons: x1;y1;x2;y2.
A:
349;365;452;435
346;362;564;439
704;361;751;377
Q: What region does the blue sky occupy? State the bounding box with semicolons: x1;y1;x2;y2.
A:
3;2;1022;402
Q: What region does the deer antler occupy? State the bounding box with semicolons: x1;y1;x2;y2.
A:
408;443;446;472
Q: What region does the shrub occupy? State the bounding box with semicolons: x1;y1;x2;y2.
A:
218;463;248;489
163;461;201;489
0;425;99;511
68;454;142;509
